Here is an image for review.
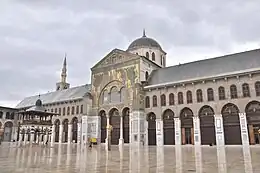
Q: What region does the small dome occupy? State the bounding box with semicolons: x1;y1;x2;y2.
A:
35;99;42;107
127;30;162;51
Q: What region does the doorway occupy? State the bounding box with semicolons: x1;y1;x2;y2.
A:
185;128;192;144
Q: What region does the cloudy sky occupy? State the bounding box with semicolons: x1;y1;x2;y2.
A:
1;0;260;107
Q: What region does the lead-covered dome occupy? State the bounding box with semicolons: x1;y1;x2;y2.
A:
127;30;162;51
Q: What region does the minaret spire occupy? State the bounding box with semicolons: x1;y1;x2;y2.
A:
61;53;67;83
143;28;146;37
56;53;70;91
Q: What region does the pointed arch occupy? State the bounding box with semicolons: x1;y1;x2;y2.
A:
152;52;155;61
162;109;175;145
147;112;156;145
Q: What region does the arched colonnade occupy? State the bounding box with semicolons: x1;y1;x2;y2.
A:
146;101;260;146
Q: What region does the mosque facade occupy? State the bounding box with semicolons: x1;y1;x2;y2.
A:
9;30;260;146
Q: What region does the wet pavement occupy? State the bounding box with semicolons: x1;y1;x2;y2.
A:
0;143;259;173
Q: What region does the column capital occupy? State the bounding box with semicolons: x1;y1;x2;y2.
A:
239;112;246;117
214;114;222;118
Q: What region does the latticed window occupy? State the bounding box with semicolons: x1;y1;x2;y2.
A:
169;93;175;105
207;88;214;101
152;52;155;61
230;85;238;99
255;81;260;96
242;83;250;97
152;95;157;107
80;105;83;113
186;91;193;104
145;96;150;108
71;106;75;115
63;107;66;115
218;86;225;100
67;107;70;115
178;92;183;104
196;89;203;102
76;106;79;114
161;94;166;106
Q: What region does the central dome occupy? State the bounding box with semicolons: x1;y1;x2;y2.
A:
127;30;162;51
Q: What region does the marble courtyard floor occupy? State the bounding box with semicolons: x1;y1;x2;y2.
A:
0;143;259;173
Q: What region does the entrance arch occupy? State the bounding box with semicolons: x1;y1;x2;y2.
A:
199;105;216;145
180;107;194;145
162;109;175;145
3;121;13;142
109;108;120;145
62;119;69;143
54;119;60;142
99;110;107;143
122;107;130;143
245;101;260;145
71;117;78;143
221;103;242;145
147;112;156;145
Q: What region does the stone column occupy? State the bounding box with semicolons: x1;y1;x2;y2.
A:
81;116;88;145
156;119;163;146
68;124;72;144
193;116;201;145
119;114;124;145
174;117;181;145
130;111;145;146
59;124;63;143
51;125;55;147
18;131;23;146
239;113;249;146
77;122;81;144
214;115;225;146
105;116;110;146
23;133;28;145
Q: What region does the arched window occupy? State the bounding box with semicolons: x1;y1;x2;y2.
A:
5;112;10;119
146;52;149;59
136;52;138;55
10;112;14;119
59;108;61;115
196;89;203;102
80;105;83;114
152;52;155;61
0;111;3;119
67;107;70;115
169;93;175;105
71;106;75;115
145;96;150;108
152;95;157;107
161;94;166;106
102;90;109;104
110;86;120;103
145;71;149;81
255;81;260;96
178;92;183;104
51;108;53;112
230;85;238;99
218;86;225;100
76;106;79;114
242;83;250;97
207;88;214;101
186;91;193;104
54;108;57;113
63;107;66;116
120;87;126;102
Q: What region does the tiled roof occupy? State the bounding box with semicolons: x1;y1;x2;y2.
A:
16;84;91;108
147;49;260;87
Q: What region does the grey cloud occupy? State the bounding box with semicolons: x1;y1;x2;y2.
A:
1;0;260;106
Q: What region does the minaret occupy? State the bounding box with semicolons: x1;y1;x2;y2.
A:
61;55;67;83
56;54;70;91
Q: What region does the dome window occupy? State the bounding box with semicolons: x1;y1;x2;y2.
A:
152;52;155;61
146;52;149;59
